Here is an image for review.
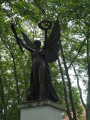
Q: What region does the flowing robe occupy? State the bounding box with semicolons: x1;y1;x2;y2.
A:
27;48;59;102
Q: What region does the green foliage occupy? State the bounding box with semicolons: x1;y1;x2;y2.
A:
0;0;89;119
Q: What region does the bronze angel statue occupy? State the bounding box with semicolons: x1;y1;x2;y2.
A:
11;20;60;102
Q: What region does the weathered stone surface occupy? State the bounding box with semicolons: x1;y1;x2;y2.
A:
18;100;64;120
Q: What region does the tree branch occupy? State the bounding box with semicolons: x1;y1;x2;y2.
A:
34;0;45;15
68;33;89;69
72;64;86;108
1;36;20;104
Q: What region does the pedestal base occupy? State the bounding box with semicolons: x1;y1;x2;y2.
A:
18;100;64;120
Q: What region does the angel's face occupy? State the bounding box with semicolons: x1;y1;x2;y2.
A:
34;40;41;49
35;44;40;49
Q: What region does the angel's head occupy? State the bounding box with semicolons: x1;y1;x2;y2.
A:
34;40;41;48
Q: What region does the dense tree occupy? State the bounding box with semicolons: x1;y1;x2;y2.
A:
0;0;89;120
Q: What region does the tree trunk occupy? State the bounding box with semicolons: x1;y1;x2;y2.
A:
86;34;90;120
58;57;72;120
59;40;77;120
8;45;20;119
12;52;20;104
0;104;3;120
0;76;6;120
20;56;31;101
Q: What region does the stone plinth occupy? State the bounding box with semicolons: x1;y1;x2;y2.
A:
18;99;64;120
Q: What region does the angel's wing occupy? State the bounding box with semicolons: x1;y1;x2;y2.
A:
46;20;60;63
21;32;35;49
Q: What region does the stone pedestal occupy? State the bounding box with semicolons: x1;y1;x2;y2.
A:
18;99;64;120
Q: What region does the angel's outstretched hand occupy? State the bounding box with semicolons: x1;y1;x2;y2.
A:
11;24;24;53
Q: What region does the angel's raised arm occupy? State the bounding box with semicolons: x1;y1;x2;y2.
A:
16;37;34;52
11;24;35;53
